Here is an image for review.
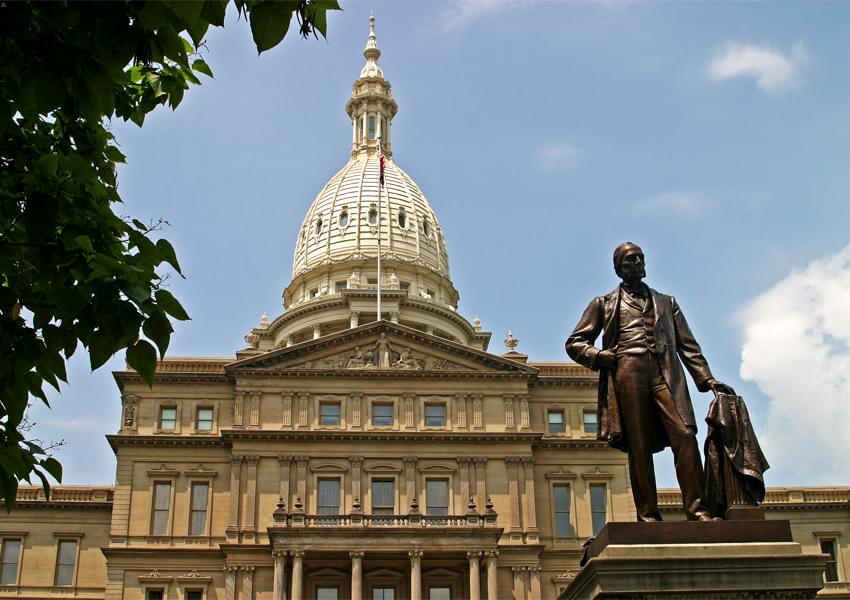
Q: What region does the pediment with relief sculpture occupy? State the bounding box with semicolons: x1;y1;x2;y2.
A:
227;321;536;375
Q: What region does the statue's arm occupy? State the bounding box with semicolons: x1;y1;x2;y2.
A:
671;296;714;392
566;297;605;370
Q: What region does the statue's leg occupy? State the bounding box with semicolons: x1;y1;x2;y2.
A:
615;354;662;522
650;359;708;520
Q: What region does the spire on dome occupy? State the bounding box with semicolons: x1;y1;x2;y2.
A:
360;14;383;79
346;14;398;158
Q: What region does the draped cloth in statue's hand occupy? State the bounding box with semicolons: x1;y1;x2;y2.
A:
703;393;770;518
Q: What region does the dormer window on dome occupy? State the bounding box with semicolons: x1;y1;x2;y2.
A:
422;217;431;237
315;217;323;236
398;209;407;229
339;208;349;228
368;205;378;225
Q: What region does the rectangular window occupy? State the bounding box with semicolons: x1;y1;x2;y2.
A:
367;278;378;285
429;588;451;600
426;479;449;516
373;588;395;600
335;281;347;293
372;479;395;515
372;404;393;426
159;406;177;430
553;484;572;537
54;539;78;586
318;587;339;600
399;282;410;291
367;115;377;140
146;591;164;600
0;538;21;585
196;407;214;432
548;410;565;433
821;539;839;582
590;483;607;535
319;403;341;426
189;482;210;536
186;591;203;600
583;411;598;434
425;404;446;427
311;288;320;298
318;479;341;515
151;481;172;535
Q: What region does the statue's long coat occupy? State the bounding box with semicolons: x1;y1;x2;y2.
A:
566;286;714;453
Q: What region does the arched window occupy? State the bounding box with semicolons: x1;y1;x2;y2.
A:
422;218;430;237
339;209;349;228
368;115;377;140
398;210;407;229
368;206;378;225
315;217;323;235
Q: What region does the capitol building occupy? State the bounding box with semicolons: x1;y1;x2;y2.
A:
1;17;849;600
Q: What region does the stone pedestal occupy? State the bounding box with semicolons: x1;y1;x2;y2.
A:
560;521;827;599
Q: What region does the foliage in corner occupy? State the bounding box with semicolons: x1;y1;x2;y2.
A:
0;0;340;509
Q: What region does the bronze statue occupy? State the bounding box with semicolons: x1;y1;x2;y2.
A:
566;242;734;522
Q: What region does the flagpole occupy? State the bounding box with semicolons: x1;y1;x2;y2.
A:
377;136;383;321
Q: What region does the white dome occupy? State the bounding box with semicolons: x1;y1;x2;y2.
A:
292;152;449;280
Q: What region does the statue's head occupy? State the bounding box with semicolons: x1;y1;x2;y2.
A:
613;241;646;283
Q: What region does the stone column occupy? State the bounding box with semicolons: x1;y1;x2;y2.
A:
529;566;542;600
458;457;471;505
472;394;483;428
249;391;260;426
521;456;539;541
351;393;362;429
298;393;309;428
296;456;308;506
291;550;304;600
273;551;288;600
474;457;488;511
486;551;499;600
228;456;243;532
350;456;363;508
506;457;523;539
242;565;255;599
350;551;364;600
279;455;293;508
409;549;423;600
467;551;481;600
234;392;244;426
224;566;237;600
350;310;360;328
455;393;467;428
403;456;418;509
519;395;530;429
281;393;293;429
503;394;515;429
512;567;527;600
244;455;259;532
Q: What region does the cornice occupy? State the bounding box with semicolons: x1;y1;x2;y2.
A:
536;439;611;450
222;430;542;444
107;434;228;452
113;371;229;390
232;368;531;380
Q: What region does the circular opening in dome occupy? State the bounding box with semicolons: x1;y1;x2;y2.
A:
398;210;407;229
315;217;323;235
339;209;349;228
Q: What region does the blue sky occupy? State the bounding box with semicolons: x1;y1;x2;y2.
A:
31;1;850;488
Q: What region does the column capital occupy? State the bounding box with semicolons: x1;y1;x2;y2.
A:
486;550;500;559
472;456;488;465
349;550;365;559
520;455;535;466
295;456;309;466
349;456;364;466
240;565;256;572
272;550;288;558
403;456;419;465
279;455;295;463
245;455;260;465
457;456;472;464
466;551;482;560
291;549;305;558
505;456;523;465
408;549;423;560
231;455;244;465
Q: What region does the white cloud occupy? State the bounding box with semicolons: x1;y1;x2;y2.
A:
707;41;808;93
438;0;521;32
739;243;850;483
536;142;580;172
636;191;708;218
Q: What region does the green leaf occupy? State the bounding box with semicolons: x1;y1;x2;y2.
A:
126;339;158;384
155;289;191;321
169;0;205;27
104;145;126;163
249;1;297;54
40;457;63;483
201;0;228;27
142;309;174;358
73;235;94;253
36;153;59;176
155;238;182;273
192;58;214;78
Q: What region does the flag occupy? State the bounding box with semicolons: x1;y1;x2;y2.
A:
379;138;385;188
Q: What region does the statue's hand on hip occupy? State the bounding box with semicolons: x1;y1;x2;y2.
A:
597;349;618;369
707;378;735;396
